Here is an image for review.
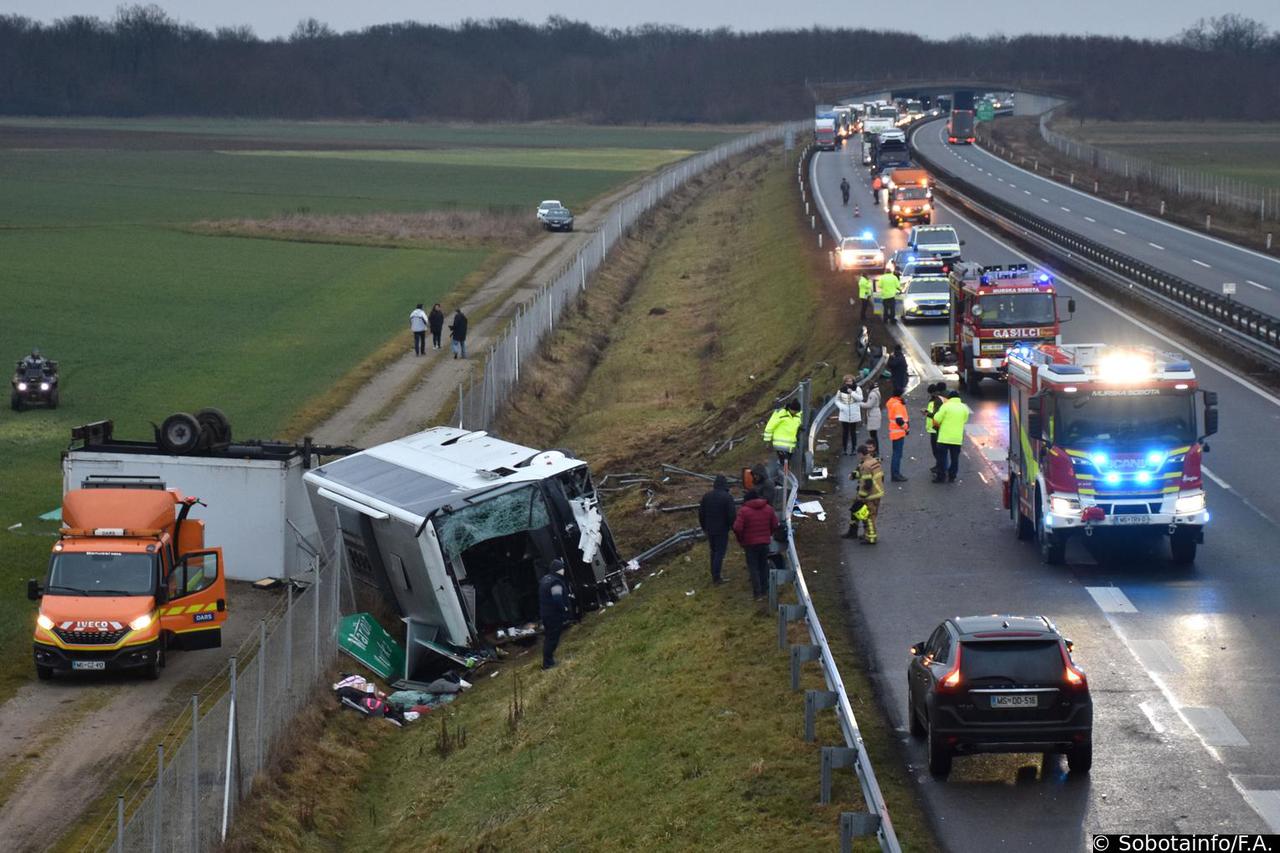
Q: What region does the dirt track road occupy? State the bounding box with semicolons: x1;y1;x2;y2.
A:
0;584;279;852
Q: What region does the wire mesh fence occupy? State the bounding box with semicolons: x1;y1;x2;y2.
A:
1038;111;1280;222
82;525;348;853
454;122;802;431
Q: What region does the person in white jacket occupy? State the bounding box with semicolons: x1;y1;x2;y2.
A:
860;376;883;455
409;303;429;356
834;374;864;456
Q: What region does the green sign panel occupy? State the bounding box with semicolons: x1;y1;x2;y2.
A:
976;101;995;122
337;613;405;680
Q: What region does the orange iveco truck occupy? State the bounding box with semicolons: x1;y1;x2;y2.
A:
29;481;228;680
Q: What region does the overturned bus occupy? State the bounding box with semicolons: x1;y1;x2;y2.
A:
304;427;623;674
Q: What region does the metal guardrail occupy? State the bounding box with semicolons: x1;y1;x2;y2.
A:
909;123;1280;369
770;463;902;853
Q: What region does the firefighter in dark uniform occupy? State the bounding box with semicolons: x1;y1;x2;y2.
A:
538;558;571;669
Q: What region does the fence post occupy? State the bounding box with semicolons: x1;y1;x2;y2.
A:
818;234;823;248
116;795;124;853
153;745;164;853
1094;180;1099;193
255;620;265;774
284;583;293;690
1206;214;1211;231
221;656;238;842
1268;233;1273;250
1070;173;1074;186
1160;200;1166;216
1124;190;1129;205
579;255;586;292
191;693;199;850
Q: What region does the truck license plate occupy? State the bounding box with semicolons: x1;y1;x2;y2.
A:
1114;515;1151;525
990;694;1038;708
72;660;106;671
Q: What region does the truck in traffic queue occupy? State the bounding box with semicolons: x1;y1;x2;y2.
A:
28;482;229;680
814;117;837;151
929;263;1075;392
948;108;976;144
886;167;934;226
1005;343;1218;565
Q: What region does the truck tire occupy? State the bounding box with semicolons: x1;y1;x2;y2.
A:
1036;496;1066;565
1170;532;1198;565
1012;477;1035;541
964;368;982;395
36;663;53;681
195;407;232;445
159;412;202;455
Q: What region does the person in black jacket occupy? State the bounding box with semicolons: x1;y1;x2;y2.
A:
427;303;445;350
538;558;571;669
887;344;908;394
449;309;469;359
698;475;738;585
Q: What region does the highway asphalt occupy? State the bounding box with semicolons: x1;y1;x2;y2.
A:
913;120;1280;315
809;134;1280;849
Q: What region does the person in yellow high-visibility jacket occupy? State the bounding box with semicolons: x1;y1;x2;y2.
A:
763;400;803;473
930;391;972;483
877;271;902;324
858;274;874;322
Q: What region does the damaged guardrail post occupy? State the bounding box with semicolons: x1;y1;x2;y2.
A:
804;689;839;742
791;644;821;691
777;603;805;650
768;567;794;612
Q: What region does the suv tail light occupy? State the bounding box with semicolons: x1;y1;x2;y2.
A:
938;645;963;692
1061;642;1087;691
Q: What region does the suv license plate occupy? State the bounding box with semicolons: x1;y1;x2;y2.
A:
72;660;106;671
990;694;1038;709
1113;515;1151;525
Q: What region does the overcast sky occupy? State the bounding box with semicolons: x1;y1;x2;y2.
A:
6;1;1279;40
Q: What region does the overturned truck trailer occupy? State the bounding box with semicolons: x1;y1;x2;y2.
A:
304;427;623;674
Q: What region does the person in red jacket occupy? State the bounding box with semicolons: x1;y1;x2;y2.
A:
733;490;780;600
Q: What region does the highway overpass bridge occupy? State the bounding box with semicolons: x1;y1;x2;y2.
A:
809;76;1078;114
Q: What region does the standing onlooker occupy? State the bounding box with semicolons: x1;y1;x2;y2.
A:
886;388;910;482
858;274;873;322
860;378;883;455
698;475;738;585
733;490;779;600
409;303;429;356
749;463;778;509
449;309;469;359
923;383;945;476
931;391;972;483
887;345;908;393
428;303;445;350
538;558;571;669
835;374;864;456
877;269;902;324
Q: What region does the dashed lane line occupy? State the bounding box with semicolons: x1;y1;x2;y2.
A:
1113;228;1127;235
1247;280;1270;290
1085;586;1137;613
1193;259;1212;268
1149;242;1165;250
1084;215;1096;222
1060;206;1071;212
1182;707;1249;747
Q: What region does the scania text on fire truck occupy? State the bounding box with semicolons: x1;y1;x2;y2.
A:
929;263;1076;392
1004;343;1218;565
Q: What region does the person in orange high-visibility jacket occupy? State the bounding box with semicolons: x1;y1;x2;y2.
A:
886;390;910;482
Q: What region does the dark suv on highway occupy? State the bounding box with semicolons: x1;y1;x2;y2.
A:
907;615;1092;776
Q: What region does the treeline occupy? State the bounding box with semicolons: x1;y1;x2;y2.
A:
1;7;1279;122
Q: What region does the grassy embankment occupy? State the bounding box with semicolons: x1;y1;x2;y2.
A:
0;119;717;699
980;113;1280;253
224;145;938;852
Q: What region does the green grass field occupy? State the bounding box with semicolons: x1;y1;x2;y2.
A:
1051;118;1280;188
0;118;724;697
228;146;694;172
0;116;746;151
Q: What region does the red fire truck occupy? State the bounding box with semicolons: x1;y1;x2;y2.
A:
929;263;1075;392
1005;343;1218;565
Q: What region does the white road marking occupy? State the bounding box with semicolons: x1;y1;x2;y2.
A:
1182;707;1249;747
1086;586;1137;613
1084;216;1096;222
977;471;989;484
1023;189;1032;195
1192;259;1212;268
1235;786;1280;833
1201;464;1231;489
1060;206;1071;212
1040;197;1050;203
1009;183;1017;188
1247;280;1270;290
1139;700;1167;734
1113;228;1127;235
997;177;1005;183
1149;242;1165;250
1129;639;1186;674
